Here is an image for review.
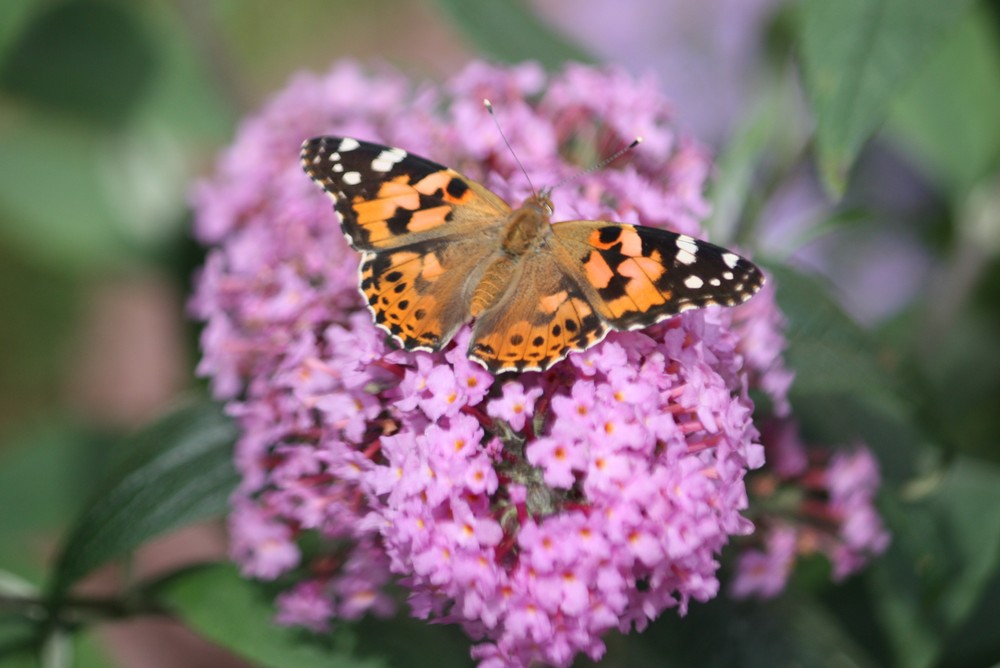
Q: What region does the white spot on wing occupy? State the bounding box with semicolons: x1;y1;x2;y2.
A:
710;278;721;287
676;249;697;265
723;271;734;281
338;138;360;152
722;253;739;269
684;275;704;289
381;148;407;161
343;171;361;185
676;235;699;255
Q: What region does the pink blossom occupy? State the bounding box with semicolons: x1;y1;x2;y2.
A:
733;422;890;599
192;60;783;667
487;382;543;431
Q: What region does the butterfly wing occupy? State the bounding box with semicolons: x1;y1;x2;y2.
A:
469;220;763;373
300;136;510;250
551;221;764;330
468;253;610;373
301;136;511;351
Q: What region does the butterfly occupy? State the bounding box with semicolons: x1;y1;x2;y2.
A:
300;136;764;374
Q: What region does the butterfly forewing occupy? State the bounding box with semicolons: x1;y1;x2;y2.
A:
551;221;764;331
300;136;509;251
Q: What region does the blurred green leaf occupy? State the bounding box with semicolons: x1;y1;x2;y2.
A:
156;563;384;668
871;457;1000;668
797;0;976;196
934;562;1000;667
0;1;157;127
0;246;82;431
706;82;784;245
50;399;238;596
631;595;878;667
0;423;114;581
131;1;235;141
707;67;813;248
919;308;1000;462
890;7;1000;199
0;614;39;662
767;263;922;478
352;612;474;668
431;0;593;68
0;123;134;271
159;563;475;667
769;264;906;412
0;0;36;59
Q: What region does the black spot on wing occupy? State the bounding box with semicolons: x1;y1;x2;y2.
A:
446;177;469;199
386;208;413;235
589;242;631;301
598;226;621;245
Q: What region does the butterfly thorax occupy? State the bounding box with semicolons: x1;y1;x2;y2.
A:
469;196;554;317
499;194;553;256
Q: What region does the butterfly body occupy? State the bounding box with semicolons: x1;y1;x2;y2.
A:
301;136;764;373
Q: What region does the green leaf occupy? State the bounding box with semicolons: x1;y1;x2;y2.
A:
934;563;1000;668
769;264;905;408
0;1;157;127
890;7;1000;198
50;399;238;596
706;69;812;247
870;457;1000;668
430;0;593;68
130;1;235;142
156;563;385;668
0;246;83;434
0;423;113;580
0;123;133;271
158;564;475;667
0;0;36;59
633;595;879;667
767;263;921;477
797;0;976;196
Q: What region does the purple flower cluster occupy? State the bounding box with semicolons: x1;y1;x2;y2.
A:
191;60;793;666
731;419;891;598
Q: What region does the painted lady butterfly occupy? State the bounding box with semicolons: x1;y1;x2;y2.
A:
301;136;764;373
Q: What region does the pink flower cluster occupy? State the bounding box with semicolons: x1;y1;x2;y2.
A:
191;60;793;666
731;419;891;599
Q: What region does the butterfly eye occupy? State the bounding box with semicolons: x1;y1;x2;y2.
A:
536;192;554;216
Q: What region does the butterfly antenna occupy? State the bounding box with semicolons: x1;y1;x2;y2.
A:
550;136;643;193
484;99;537;196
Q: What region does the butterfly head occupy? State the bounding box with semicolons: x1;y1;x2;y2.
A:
526;190;554;217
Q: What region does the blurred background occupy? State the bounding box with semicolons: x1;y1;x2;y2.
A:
1;0;999;666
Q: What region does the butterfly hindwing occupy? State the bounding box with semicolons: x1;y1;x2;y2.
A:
300;136;510;251
468;253;609;373
361;237;499;352
551;221;765;330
